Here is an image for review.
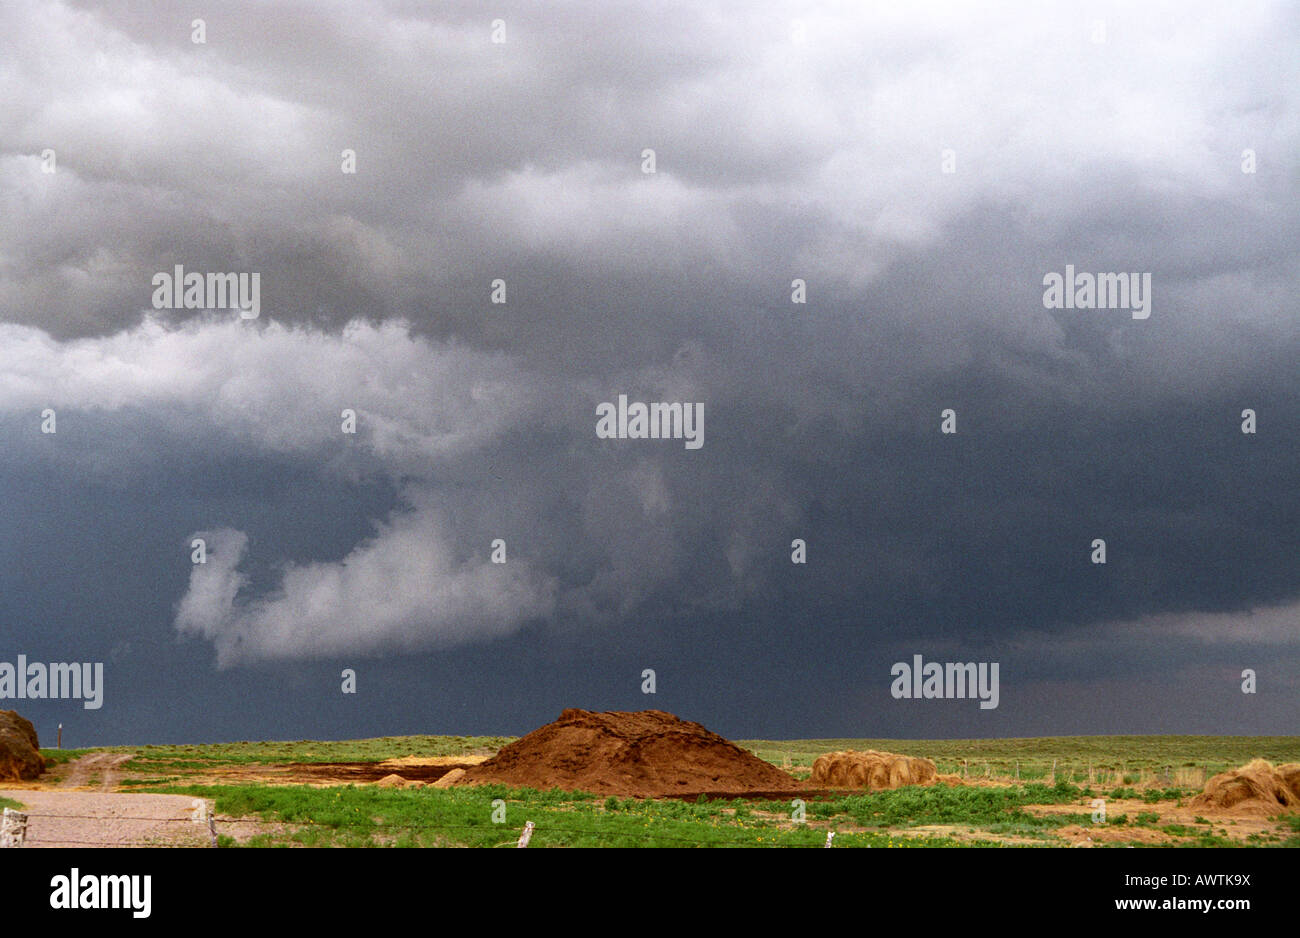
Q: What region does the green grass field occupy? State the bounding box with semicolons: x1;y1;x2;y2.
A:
33;733;1300;848
43;735;510;770
135;777;1297;848
738;735;1300;784
147;781;1054;848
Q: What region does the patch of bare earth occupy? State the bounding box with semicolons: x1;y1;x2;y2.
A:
1025;798;1284;844
108;753;496;789
1054;824;1176;846
58;752;134;790
896;824;1045;846
0;789;212;848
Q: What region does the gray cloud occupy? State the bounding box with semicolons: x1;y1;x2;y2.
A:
0;0;1296;735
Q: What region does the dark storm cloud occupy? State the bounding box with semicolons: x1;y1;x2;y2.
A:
0;0;1296;738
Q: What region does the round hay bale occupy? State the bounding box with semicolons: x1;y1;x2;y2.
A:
1277;763;1300;801
810;749;938;791
0;710;44;781
1190;759;1300;814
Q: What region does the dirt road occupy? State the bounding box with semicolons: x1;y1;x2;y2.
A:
0;789;212;848
58;751;135;790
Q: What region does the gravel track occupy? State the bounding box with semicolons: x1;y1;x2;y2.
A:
2;753;213;848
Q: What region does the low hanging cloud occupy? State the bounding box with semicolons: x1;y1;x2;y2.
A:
0;313;733;664
176;497;558;667
0;316;567;664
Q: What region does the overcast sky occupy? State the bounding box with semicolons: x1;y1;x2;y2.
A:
0;0;1296;745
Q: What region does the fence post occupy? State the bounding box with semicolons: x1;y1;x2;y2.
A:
208;815;218;848
824;830;835;848
1;808;28;848
516;821;535;848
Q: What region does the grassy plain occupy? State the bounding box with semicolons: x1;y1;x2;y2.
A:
30;734;1300;848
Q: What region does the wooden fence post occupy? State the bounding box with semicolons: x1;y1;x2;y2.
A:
1;808;28;848
824;831;835;848
208;815;218;848
516;820;535;848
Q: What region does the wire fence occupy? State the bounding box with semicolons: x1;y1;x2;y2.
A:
935;761;1224;789
2;803;219;849
770;756;1231;789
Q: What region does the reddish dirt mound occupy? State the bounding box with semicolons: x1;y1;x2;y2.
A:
811;750;939;790
1190;759;1300;815
459;709;798;797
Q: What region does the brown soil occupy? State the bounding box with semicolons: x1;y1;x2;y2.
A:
59;752;134;790
458;708;800;797
1026;798;1285;844
379;755;489;768
0;789;214;848
1055;823;1177;846
279;761;479;785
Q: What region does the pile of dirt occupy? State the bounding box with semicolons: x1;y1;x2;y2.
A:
811;749;940;790
458;708;798;797
1190;759;1300;815
432;768;467;789
0;710;44;781
375;773;423;789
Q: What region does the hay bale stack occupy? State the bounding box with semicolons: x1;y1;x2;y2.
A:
811;749;938;790
1190;759;1300;814
1278;763;1300;801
